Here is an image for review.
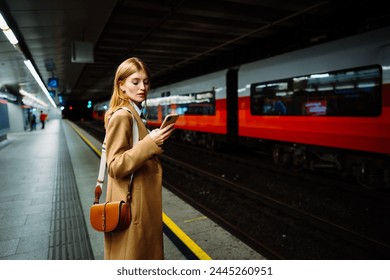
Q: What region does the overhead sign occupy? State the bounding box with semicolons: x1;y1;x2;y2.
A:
48;77;59;88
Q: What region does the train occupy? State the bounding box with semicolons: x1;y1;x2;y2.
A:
93;26;390;190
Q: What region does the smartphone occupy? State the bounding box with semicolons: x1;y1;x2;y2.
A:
160;114;179;129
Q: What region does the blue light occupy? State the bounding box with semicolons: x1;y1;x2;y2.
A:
48;77;59;88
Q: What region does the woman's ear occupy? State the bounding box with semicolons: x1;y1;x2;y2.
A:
118;80;125;92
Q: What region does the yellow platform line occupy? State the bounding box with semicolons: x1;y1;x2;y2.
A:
70;122;212;260
163;212;212;260
70;123;102;157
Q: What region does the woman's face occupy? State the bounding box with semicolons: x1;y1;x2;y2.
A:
119;70;150;106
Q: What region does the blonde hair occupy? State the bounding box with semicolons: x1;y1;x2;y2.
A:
104;57;151;126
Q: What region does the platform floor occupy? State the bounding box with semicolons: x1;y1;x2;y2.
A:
0;118;265;260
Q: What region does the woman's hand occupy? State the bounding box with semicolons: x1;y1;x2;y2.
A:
148;124;175;146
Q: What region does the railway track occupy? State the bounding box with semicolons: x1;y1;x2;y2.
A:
161;152;390;259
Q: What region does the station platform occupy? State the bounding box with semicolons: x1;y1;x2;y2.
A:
0;117;265;260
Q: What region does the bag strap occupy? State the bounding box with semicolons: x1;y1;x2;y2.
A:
94;107;139;204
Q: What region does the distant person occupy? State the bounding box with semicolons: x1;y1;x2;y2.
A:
39;111;47;129
263;96;286;115
30;114;37;131
103;57;175;259
274;99;287;115
26;111;32;131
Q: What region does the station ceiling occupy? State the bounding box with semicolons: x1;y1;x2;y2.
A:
0;0;389;108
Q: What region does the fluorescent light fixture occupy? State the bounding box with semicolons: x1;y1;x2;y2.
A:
24;59;57;108
19;89;48;107
310;73;329;79
3;28;18;44
0;13;18;45
0;13;9;29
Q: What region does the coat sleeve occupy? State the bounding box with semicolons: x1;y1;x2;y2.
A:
106;109;162;179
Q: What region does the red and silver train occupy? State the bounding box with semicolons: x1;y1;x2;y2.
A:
93;26;390;189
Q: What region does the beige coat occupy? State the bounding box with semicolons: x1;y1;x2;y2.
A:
104;104;164;259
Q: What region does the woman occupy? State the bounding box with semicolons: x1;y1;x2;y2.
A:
104;57;174;259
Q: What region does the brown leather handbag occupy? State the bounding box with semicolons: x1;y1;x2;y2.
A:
90;185;131;232
89;107;137;232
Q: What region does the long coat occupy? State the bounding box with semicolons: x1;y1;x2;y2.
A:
104;104;164;259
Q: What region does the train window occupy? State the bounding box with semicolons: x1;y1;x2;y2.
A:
251;81;289;115
184;91;215;115
250;65;382;117
146;89;216;117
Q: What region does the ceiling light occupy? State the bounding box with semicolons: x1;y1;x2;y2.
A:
0;13;18;45
0;13;8;29
19;89;48;107
24;59;57;108
3;28;18;44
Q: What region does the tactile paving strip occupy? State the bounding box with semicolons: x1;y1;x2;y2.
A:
47;124;94;260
